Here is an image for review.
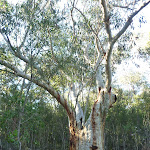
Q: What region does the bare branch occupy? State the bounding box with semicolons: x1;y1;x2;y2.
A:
70;83;83;129
20;65;28;95
105;44;114;90
0;29;45;78
94;37;106;74
83;87;91;124
0;59;74;119
101;0;112;41
94;44;105;89
105;1;150;90
112;4;133;10
96;65;105;89
95;36;106;55
94;38;105;89
111;0;141;10
111;0;139;10
0;28;30;63
0;29;15;54
96;37;101;54
73;7;106;56
74;7;98;35
113;1;150;44
94;54;105;70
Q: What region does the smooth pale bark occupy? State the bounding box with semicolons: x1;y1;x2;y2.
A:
69;88;116;150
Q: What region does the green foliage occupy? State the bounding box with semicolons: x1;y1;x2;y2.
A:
1;84;149;150
105;88;150;150
0;84;69;150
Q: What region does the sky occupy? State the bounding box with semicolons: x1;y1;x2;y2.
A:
3;0;150;89
7;0;24;4
115;4;150;89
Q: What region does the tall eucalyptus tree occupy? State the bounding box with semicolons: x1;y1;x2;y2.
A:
0;0;150;149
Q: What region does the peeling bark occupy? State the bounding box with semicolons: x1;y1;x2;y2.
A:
68;88;116;150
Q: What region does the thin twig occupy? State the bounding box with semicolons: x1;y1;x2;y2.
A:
73;7;106;55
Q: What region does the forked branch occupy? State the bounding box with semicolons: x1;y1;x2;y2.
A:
105;0;150;90
113;1;150;44
101;0;112;41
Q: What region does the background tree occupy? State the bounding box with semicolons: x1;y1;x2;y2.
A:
105;87;150;150
0;79;69;150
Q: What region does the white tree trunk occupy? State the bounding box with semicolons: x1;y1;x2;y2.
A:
69;88;116;150
69;108;104;150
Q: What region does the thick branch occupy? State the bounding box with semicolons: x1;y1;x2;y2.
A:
0;59;74;120
112;0;141;10
0;29;15;54
83;87;91;125
0;30;45;77
70;85;83;129
113;1;150;44
111;1;141;10
112;4;132;10
96;36;106;54
94;38;106;86
96;65;105;89
105;1;150;90
101;0;112;41
94;37;105;90
105;44;114;90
